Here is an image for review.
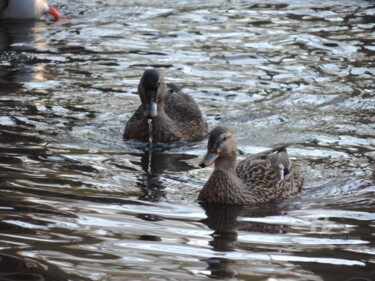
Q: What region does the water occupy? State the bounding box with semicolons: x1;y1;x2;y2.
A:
0;0;374;280
148;119;153;173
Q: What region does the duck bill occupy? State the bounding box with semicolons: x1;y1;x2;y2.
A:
48;7;61;20
199;151;218;168
145;99;157;119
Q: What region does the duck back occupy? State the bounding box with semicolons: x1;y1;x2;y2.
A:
164;86;208;141
236;146;302;201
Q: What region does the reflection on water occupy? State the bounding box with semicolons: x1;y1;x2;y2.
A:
0;0;374;280
0;21;49;85
0;253;91;281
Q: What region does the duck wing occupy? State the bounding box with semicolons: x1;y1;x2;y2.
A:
249;146;291;172
236;146;302;201
123;105;149;141
164;84;208;140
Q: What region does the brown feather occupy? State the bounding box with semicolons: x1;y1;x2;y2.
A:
199;126;303;205
124;70;208;142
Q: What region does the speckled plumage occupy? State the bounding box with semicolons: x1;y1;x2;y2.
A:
199;126;303;205
124;69;208;142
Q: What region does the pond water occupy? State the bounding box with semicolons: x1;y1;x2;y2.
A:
0;0;374;280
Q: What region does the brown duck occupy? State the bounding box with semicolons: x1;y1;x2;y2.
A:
124;69;208;142
199;126;303;205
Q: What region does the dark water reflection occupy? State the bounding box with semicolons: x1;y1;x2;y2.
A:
0;0;374;280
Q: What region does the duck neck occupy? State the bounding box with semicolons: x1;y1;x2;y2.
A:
156;100;167;118
198;151;258;204
214;153;237;174
198;169;248;205
152;100;171;125
150;101;181;141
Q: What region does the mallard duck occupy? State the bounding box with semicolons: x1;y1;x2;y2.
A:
198;126;303;205
124;69;208;142
0;0;60;20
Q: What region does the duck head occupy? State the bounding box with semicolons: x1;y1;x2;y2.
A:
0;0;60;20
38;0;61;20
199;126;237;168
138;69;167;119
47;7;60;20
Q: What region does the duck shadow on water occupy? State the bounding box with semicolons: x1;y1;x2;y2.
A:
0;20;38;51
0;20;50;85
199;202;296;279
133;142;198;202
199;202;374;281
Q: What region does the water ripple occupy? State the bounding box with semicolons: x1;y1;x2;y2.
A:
0;0;374;280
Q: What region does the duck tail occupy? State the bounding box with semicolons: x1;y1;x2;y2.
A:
291;165;304;193
272;145;288;153
166;83;182;94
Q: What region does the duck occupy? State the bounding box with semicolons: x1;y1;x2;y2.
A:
124;69;208;142
198;126;303;205
0;0;60;20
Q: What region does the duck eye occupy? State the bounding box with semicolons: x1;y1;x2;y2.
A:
223;136;227;141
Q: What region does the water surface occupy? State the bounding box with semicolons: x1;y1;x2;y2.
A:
0;0;374;280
